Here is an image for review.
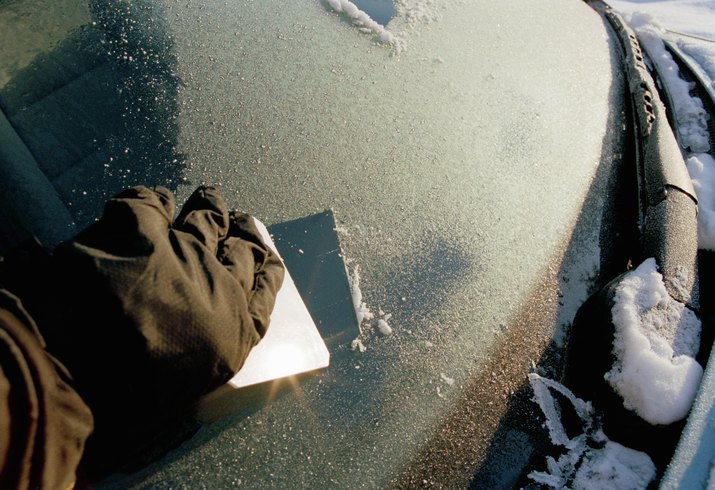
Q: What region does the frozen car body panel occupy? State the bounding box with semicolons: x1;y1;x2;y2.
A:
0;0;627;486
660;340;715;489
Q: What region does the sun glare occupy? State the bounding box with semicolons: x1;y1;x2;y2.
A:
261;343;312;381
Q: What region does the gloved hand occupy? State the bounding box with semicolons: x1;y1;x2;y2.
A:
27;185;284;475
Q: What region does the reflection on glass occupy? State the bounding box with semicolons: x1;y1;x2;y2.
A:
0;0;186;232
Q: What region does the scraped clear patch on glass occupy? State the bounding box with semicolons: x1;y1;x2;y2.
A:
325;0;397;45
351;0;395;26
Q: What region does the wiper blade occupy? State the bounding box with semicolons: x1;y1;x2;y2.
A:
604;7;700;308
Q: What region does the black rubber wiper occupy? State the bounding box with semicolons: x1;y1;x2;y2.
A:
564;2;703;475
604;9;700;309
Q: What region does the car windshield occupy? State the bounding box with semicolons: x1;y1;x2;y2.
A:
0;0;627;486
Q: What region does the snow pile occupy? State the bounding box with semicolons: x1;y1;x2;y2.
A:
327;0;397;45
347;263;394;349
676;38;715;91
351;338;367;352
608;0;715;47
606;258;703;425
528;374;656;489
627;12;711;153
686;153;715;249
348;263;374;325
377;317;392;336
571;442;657;489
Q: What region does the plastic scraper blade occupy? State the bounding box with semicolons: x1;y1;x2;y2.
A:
226;210;358;388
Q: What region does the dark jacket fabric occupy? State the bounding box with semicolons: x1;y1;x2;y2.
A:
0;185;284;482
0;289;93;490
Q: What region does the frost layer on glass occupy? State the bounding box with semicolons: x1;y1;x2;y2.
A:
0;0;623;486
130;0;618;485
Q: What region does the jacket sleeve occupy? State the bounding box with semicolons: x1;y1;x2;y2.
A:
0;289;93;490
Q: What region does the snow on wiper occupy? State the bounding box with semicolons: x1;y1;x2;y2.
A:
627;12;710;154
606;258;703;425
528;374;656;489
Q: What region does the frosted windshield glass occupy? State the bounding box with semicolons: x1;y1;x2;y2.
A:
0;0;623;486
130;0;619;485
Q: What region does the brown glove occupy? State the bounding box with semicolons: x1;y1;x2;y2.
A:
34;185;284;476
